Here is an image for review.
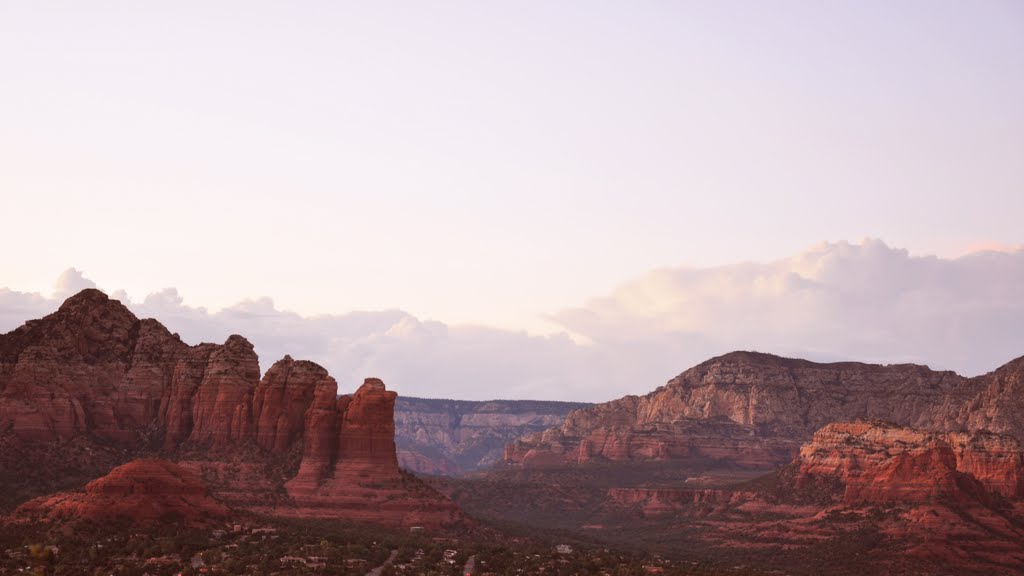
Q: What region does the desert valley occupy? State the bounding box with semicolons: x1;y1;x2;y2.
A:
2;289;1023;575
3;4;1022;574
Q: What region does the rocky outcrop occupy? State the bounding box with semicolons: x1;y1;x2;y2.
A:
13;459;229;525
252;356;327;453
394;397;589;475
505;351;1024;470
336;379;400;477
796;421;1024;504
0;290;466;529
506;415;800;469
285;378;395;497
286;375;340;494
0;289;264;449
283;379;464;528
947;430;1024;499
185;335;261;449
0;290;184;443
959;356;1024;436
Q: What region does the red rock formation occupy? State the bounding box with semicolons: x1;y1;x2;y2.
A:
285;378;464;528
960;356;1024;436
13;459;229;525
393;396;588;476
336;378;400;477
506;415;801;469
795;421;1023;504
948;430;1024;499
1;290;468;529
505;351;1024;470
185;335;260;449
286;378;401;497
0;290;184;443
0;289;263;449
252;356;327;453
285;376;340;494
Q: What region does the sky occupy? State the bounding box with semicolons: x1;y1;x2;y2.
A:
1;2;1022;400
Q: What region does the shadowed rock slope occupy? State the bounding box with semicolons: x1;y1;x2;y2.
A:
13;459;229;526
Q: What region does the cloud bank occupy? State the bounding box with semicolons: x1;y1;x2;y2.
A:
2;239;1022;401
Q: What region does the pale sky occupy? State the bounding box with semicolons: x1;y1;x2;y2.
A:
1;2;1023;340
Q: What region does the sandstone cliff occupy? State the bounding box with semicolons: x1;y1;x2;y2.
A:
0;290;464;528
505;351;1021;469
394;397;589;475
796;420;1024;504
590;421;1024;573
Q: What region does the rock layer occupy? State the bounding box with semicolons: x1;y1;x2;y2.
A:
252;356;328;453
394;397;589;475
0;290;465;528
796;421;1024;504
506;351;1024;470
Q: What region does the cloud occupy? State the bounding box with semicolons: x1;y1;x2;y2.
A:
2;241;1023;402
52;268;97;299
550;239;1024;378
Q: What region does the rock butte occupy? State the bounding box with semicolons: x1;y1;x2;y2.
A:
505;351;1024;470
0;289;463;528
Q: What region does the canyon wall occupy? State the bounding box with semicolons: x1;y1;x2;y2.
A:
394;397;589;475
506;351;1022;469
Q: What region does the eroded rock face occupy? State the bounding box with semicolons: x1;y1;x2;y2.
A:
252;356;328;453
506;415;800;469
13;459;229;525
0;290;186;443
336;379;400;477
185;335;260;449
0;289;264;449
285;376;340;494
0;290;467;529
505;351;1024;470
796;421;1024;504
394;397;589;476
948;430;1024;499
285;379;464;528
960;357;1024;437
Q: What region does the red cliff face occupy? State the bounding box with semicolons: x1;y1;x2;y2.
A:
0;290;186;443
505;351;1024;471
252;356;327;453
0;290;467;529
185;335;261;449
286;375;340;494
0;290;264;450
13;459;229;526
285;378;463;528
947;430;1024;499
286;378;401;496
336;378;400;477
795;421;1024;504
959;357;1024;437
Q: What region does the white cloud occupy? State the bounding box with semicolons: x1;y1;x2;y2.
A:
2;240;1023;402
551;239;1024;378
52;268;97;300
